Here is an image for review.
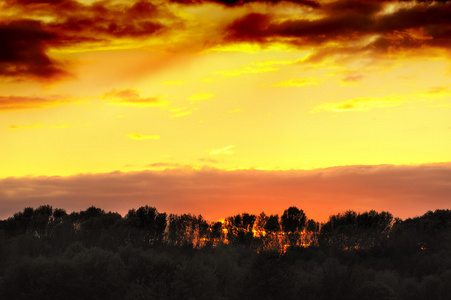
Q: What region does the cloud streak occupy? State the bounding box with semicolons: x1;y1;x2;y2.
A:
170;111;192;118
272;78;318;87
215;61;281;77
1;163;450;222
188;93;215;102
126;133;160;140
8;123;69;130
311;86;451;113
102;89;164;107
0;95;71;111
209;145;235;155
311;96;407;113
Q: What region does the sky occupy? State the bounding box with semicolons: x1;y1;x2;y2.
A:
1;0;451;221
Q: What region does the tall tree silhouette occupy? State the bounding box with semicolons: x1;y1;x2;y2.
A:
281;206;306;247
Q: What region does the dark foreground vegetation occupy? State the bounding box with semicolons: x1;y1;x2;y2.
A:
0;205;450;300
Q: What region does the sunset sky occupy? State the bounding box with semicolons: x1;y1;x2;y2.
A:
1;0;451;221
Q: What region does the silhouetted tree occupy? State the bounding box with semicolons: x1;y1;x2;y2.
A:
390;209;451;254
255;212;268;233
264;214;280;233
225;213;256;246
3;207;34;236
304;219;320;247
281;206;307;246
168;214;208;247
70;207;123;248
210;221;223;241
125;206;167;247
29;205;53;236
306;219;320;233
320;210;393;250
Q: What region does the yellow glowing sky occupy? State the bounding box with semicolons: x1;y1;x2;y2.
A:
1;0;451;179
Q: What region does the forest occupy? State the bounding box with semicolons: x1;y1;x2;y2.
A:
0;205;450;300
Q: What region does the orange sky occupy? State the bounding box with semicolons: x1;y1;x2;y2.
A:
1;0;451;221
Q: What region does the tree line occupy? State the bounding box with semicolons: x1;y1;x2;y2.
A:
0;205;450;299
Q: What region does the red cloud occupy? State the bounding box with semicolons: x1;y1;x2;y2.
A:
1;164;450;222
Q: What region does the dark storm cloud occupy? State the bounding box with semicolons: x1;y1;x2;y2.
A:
3;0;451;81
43;0;167;40
9;0;66;4
1;0;170;80
169;0;320;8
0;20;67;79
225;0;451;55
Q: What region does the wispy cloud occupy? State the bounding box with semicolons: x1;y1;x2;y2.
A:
0;95;71;111
311;96;406;113
102;89;165;107
126;133;160;140
252;59;295;67
209;145;234;155
272;78;318;87
343;74;365;82
427;86;450;95
198;158;221;163
215;65;279;77
146;162;191;169
162;80;185;85
170;111;192;118
8;123;70;130
312;87;451;113
214;59;298;78
188;93;215;102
